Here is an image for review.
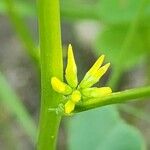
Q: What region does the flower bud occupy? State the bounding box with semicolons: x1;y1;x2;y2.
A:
51;77;72;95
80;55;105;83
82;87;112;98
65;100;75;114
65;44;78;88
79;63;110;88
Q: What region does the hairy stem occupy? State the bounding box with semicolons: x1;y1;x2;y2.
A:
37;0;63;149
76;86;150;112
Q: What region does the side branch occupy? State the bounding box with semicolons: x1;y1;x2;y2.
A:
75;86;150;112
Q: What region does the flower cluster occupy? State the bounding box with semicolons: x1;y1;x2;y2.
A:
51;44;112;114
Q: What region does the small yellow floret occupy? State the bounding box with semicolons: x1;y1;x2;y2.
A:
65;100;75;114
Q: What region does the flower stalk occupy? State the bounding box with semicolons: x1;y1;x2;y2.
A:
75;86;150;112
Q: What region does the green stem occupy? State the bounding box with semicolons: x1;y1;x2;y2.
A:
75;86;150;112
5;0;39;65
37;0;63;150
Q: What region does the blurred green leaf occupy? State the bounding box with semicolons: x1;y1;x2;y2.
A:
0;1;5;13
0;0;36;16
61;0;99;20
0;71;36;143
67;106;145;150
0;0;150;24
99;0;147;24
61;0;150;23
5;0;39;64
95;26;146;70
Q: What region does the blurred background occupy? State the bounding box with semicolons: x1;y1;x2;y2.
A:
0;0;150;149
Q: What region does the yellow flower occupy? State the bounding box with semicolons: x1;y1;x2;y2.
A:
51;44;112;115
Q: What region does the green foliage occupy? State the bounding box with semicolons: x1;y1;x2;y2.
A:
0;0;150;149
98;0;149;24
67;106;145;150
61;0;150;23
95;25;146;70
0;72;36;143
0;0;35;16
5;0;39;64
1;0;149;24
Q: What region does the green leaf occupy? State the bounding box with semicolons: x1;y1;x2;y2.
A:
61;0;150;23
100;0;150;24
60;0;99;20
1;0;150;24
94;26;146;70
67;106;145;150
99;0;141;24
0;1;5;13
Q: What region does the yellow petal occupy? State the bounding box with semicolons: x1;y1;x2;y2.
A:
82;87;112;98
65;100;75;114
51;77;72;95
65;44;78;88
71;90;81;103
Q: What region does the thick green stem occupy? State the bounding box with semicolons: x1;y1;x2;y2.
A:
75;86;150;112
37;0;63;150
